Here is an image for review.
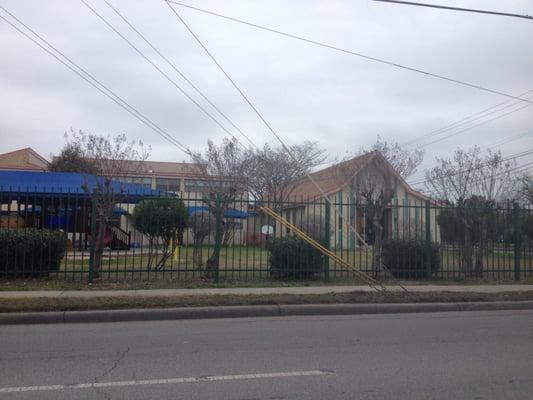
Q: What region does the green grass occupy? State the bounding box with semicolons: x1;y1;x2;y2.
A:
3;244;531;286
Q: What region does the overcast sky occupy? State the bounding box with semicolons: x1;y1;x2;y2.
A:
1;0;532;185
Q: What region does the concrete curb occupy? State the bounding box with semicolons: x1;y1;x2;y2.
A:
1;301;533;325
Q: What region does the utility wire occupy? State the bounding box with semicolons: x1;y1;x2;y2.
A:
0;7;190;156
408;148;533;187
164;0;373;250
485;129;533;150
371;0;533;21
407;130;533;184
420;161;533;199
402;90;533;147
166;0;533;105
79;0;246;148
418;102;533;148
101;0;256;149
410;147;533;186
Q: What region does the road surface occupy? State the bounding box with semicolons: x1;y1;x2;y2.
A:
1;310;532;399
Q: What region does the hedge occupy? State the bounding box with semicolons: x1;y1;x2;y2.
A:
266;236;324;280
383;239;441;280
0;229;67;278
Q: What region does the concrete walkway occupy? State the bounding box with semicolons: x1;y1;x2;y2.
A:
1;284;532;299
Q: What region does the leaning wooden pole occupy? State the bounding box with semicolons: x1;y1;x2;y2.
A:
260;206;386;291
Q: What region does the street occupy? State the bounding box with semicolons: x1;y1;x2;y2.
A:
1;310;532;399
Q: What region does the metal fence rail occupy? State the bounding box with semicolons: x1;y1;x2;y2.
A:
1;187;531;283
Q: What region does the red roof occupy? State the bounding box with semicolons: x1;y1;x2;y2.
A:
287;150;432;202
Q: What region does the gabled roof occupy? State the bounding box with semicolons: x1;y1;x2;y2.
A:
287;150;432;202
0;147;49;171
287;151;378;199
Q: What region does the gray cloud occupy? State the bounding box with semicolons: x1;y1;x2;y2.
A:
1;0;532;179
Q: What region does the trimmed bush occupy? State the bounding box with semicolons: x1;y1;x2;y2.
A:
382;239;440;280
266;236;324;280
0;229;67;278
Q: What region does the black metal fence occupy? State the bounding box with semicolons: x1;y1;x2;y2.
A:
1;187;532;283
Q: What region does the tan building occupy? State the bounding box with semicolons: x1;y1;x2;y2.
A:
253;151;440;249
0;148;249;245
0;147;49;171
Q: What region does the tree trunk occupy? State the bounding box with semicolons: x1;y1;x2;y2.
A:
156;239;174;269
462;225;474;278
93;218;106;278
474;216;488;278
192;236;204;269
372;221;383;278
205;207;223;280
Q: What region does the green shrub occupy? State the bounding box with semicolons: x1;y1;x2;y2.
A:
382;239;440;279
266;236;324;280
0;229;67;278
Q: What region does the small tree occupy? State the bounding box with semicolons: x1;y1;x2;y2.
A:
51;129;150;277
425;147;519;277
189;210;215;268
190;137;248;278
49;140;99;174
132;197;188;269
243;142;327;203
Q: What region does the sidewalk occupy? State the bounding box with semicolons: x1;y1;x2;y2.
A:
1;284;532;299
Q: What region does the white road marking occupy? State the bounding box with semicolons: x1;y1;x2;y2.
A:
0;370;332;393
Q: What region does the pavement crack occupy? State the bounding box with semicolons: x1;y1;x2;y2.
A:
95;347;130;382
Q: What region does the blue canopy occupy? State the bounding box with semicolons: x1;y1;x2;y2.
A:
0;170;162;201
188;205;248;219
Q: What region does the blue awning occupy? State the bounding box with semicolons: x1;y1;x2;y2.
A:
0;170;163;201
23;205;128;216
188;206;248;219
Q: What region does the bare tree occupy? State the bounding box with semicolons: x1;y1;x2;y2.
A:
189;210;215;268
424;147;519;277
424;147;518;203
336;152;400;276
357;136;424;178
519;173;533;205
53;129;150;277
190;138;247;278
243;141;327;204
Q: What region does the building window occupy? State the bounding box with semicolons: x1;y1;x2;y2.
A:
116;176;152;189
184;179;209;193
156;178;180;192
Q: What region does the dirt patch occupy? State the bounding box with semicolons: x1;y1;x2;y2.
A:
1;291;533;313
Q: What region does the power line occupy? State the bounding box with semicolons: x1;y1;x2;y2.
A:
166;0;533;105
164;0;374;249
485;129;533;150
420;161;533;199
371;0;533;21
101;0;256;149
410;147;533;186
402;90;533;147
418;102;533;148
79;0;246;148
0;7;190;156
407;129;533;183
408;148;533;188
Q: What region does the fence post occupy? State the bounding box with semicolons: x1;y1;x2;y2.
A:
324;200;331;281
425;200;431;279
213;194;222;283
88;197;96;283
513;202;521;281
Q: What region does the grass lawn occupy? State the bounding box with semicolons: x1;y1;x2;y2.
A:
3;244;530;285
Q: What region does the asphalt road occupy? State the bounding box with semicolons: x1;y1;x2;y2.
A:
1;310;532;400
